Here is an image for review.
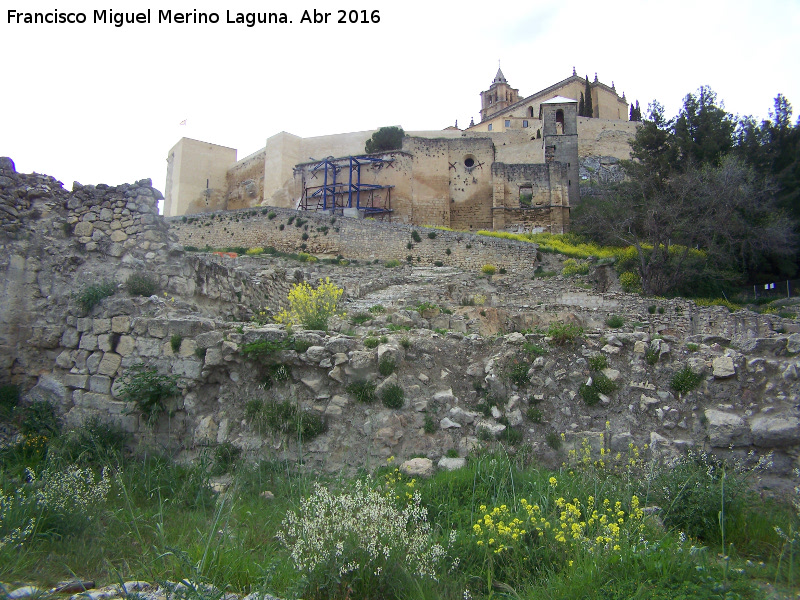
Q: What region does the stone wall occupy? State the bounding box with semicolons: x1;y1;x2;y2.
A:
167;206;541;272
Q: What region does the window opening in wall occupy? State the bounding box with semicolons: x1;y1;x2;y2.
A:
464;156;475;168
556;109;564;135
519;185;532;208
528;106;534;117
488;124;493;131
505;120;511;128
523;120;529;128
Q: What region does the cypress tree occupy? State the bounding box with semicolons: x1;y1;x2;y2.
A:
629;102;635;121
578;92;585;117
584;76;593;118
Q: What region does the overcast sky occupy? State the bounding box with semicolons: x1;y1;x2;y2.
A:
2;0;798;202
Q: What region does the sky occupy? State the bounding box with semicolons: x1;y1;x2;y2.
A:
2;0;799;206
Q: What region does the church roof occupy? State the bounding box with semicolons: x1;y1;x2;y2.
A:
492;67;507;84
542;95;578;104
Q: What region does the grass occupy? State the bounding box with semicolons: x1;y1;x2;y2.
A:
0;421;796;600
75;281;116;313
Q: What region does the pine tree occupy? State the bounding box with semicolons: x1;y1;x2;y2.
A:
584;76;593;118
578;92;585;118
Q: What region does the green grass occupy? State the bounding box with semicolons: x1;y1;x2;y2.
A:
0;417;796;600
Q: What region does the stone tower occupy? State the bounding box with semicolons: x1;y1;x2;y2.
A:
480;68;520;121
540;96;580;208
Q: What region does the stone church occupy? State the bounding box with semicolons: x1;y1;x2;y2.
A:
164;68;638;233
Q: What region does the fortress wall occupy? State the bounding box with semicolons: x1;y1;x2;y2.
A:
165;138;237;216
226;148;267;210
167;206;541;272
577;118;639;159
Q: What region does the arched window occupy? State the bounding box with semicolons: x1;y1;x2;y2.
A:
555;109;564;135
528;106;534;118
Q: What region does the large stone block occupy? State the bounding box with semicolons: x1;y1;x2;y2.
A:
111;316;131;333
704;409;749;447
97;353;122;376
749;414;800;447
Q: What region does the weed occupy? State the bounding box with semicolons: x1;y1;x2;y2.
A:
247;399;326;440
547;321;584;345
378;355;396;376
658;306;666;314
170;334;182;354
76;281;116;313
267;211;277;219
507;360;530;387
293;339;313;353
588;354;608;371
580;374;616;406
648;305;657;314
671;365;703;394
351;312;372;325
364;337;379;349
385;259;401;268
17;400;61;437
346;380;377;403
501;426;523;445
619;271;642;292
562;258;589;276
273;277;344;331
605;314;625;328
411;230;422;243
0;384;20;418
400;336;411;349
424;414;436;434
546;430;562;450
645;347;659;365
445;248;451;255
240;339;288;358
116;364;180;423
687;343;699;352
381;384;404;409
125;272;159;297
212;442;242;475
481;264;496;276
434;261;444;267
526;407;543;423
368;304;386;314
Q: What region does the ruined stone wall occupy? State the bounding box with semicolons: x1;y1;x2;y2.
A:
226;148;267;211
167;207;541;272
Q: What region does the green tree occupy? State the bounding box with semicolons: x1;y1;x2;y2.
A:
584;76;593;118
674;86;735;166
365;126;405;154
578;92;585;117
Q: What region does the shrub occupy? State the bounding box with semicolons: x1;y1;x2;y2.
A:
501;426;523;445
381;384;404;409
246;247;265;255
445;248;451;255
523;342;548;357
686;343;699;352
378;355;396;376
76;281;116;313
579;383;601;406
368;304;386;314
17;400;61;437
411;230;422;243
240;339;288;358
481;264;496;276
547;321;584;345
498;267;507;274
170;334;182;354
588;354;607;371
350;312;372;325
267;211;277;219
346;380;377;403
507;360;530;387
400;336;411;349
277;480;444;599
248;399;327;440
545;431;562;450
433;261;444;267
0;384;20;418
260;363;292;390
423;414;436;434
671;365;703;394
605;314;624;328
125;272;159;297
658;306;666;314
648;305;657;314
213;442;242;475
55;417;129;465
526;407;542;423
580;374;616;406
427;231;437;239
384;259;401;268
294;338;313;353
117;364;180;423
645;347;659;365
273;277;344;331
364;337;379;349
562;258;589;276
619;271;641;293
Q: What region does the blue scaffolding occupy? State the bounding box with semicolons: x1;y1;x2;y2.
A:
299;155;394;217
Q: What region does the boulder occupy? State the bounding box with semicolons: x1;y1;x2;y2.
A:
749;414;800;447
704;409;749;447
400;457;434;478
712;356;736;379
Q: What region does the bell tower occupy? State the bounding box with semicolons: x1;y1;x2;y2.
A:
479;67;520;122
540;96;580;208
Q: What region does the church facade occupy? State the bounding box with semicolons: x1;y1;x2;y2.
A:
164;69;637;234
